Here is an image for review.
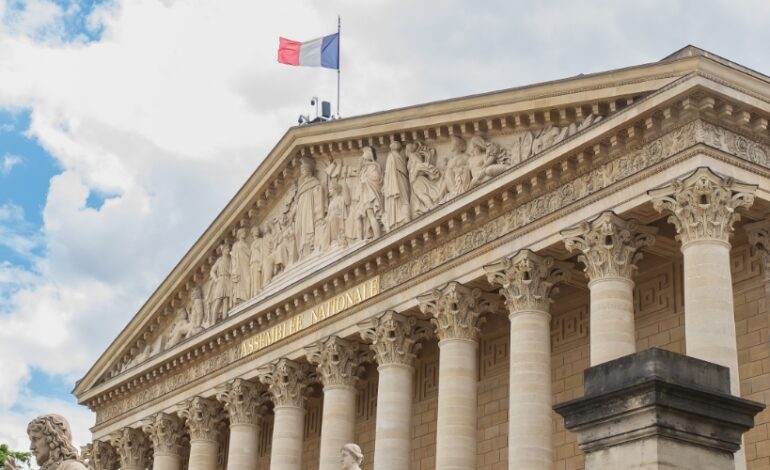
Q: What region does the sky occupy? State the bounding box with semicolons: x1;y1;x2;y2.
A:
1;0;770;453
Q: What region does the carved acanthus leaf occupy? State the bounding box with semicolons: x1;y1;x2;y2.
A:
140;412;185;456
484;250;569;313
561;211;657;281
418;282;494;341
256;358;312;408
358;311;431;367
109;428;151;470
649;167;756;245
88;441;117;470
178;396;223;441
215;378;266;425
305;336;369;388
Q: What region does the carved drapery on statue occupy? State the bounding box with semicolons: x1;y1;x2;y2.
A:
114;113;608;373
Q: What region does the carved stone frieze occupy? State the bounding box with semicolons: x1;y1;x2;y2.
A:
561;211;657;281
215;378;266;426
88;441;118;470
178;396;223;441
256;358;312;408
417;282;495;342
109;428;151;470
305;336;369;388
358;311;431;367
141;412;185;457
649;167;756;245
484;250;569;313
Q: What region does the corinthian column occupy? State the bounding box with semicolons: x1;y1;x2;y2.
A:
306;336;368;470
649;167;756;393
418;282;487;470
142;413;185;470
89;440;118;470
110;427;151;470
359;311;430;470
650;168;756;470
485;250;569;470
257;358;311;470
745;219;770;294
178;396;223;470
562;211;656;365
216;379;266;470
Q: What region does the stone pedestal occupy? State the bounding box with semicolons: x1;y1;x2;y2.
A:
554;348;764;470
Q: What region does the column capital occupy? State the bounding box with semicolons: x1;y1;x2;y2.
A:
87;441;117;470
484;249;569;313
746;218;770;290
358;311;431;367
305;336;369;388
257;358;312;408
178;396;224;441
649;167;756;245
561;211;657;281
141;412;185;456
215;378;267;425
418;281;495;342
109;427;151;470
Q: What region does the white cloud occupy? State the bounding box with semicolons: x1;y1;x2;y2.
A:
0;0;770;451
1;153;22;174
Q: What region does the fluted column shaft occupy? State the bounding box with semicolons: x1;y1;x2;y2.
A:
650;168;757;470
359;311;429;470
486;250;569;470
217;379;265;470
179;396;222;470
257;358;311;470
419;282;487;470
306;336;366;470
562;211;656;365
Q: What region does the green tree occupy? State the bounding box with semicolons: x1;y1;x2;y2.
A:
0;444;32;470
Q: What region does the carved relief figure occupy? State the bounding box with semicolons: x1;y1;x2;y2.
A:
249;227;264;296
230;228;251;304
326;181;350;248
262;225;276;286
207;242;233;322
274;215;297;275
383;141;411;231
406;141;441;216
165;306;193;349
189;287;205;331
27;415;87;470
355;146;383;240
468;135;511;186
340;443;363;470
294;157;327;258
439;135;471;202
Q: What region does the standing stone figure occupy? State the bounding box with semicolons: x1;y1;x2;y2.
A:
230;228;251;304
249;226;264;296
294;157;326;259
383;141;411;232
262;225;276;286
339;443;363;470
207;242;233;322
26;415;87;470
326;181;350;248
439;134;471;202
356;146;383;240
189;287;205;332
406;142;441;217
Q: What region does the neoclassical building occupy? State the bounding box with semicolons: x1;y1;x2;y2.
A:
74;46;770;470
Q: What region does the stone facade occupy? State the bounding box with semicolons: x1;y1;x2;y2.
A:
74;46;770;470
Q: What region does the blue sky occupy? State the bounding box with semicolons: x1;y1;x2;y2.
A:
3;0;770;453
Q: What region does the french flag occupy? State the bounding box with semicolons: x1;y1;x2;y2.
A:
278;33;340;69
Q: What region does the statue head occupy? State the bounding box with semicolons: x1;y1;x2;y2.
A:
250;226;261;238
300;157;316;176
450;134;467;153
469;135;487;154
389;141;402;152
236;228;247;240
362;146;377;162
340;443;363;469
329;181;342;196
27;414;79;467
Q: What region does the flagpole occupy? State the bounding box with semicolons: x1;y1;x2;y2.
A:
337;14;341;118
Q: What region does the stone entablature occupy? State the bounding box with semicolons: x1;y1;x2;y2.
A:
76;54;770;431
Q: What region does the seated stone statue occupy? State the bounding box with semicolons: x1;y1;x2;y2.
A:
27;414;87;470
340;443;363;470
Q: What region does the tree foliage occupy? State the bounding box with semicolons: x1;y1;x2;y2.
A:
0;444;32;470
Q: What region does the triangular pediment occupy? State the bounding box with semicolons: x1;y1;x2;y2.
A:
74;46;770;405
